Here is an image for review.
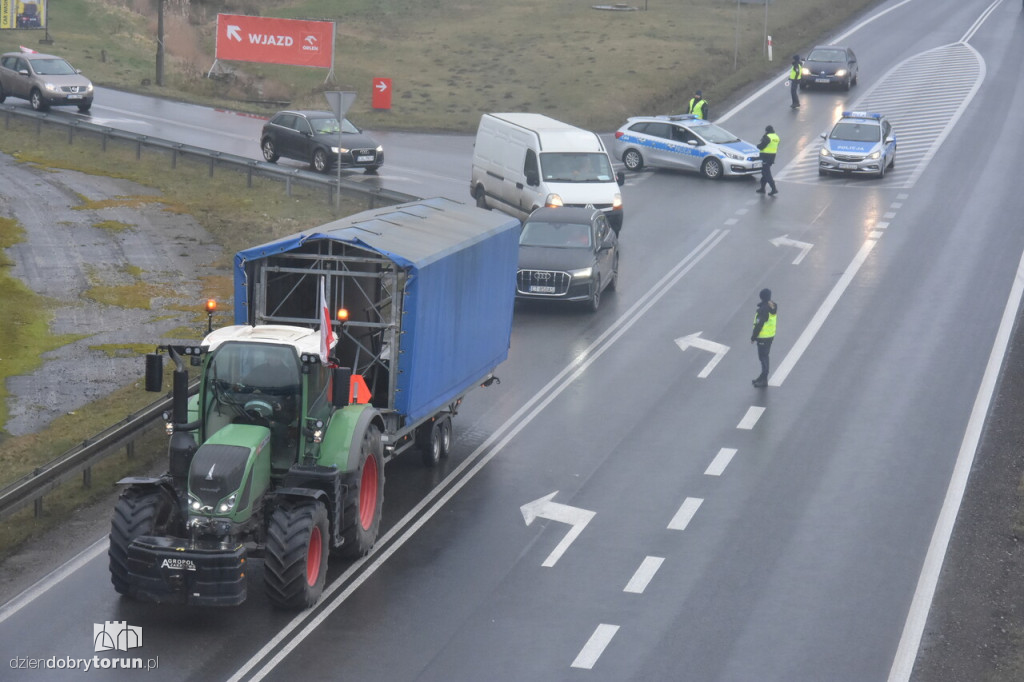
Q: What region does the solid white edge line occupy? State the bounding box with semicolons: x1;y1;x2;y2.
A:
887;248;1024;682
571;624;620;669
624;556;665;594
768;239;877;387
230;231;730;682
0;536;107;626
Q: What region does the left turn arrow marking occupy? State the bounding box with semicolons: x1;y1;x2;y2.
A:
521;491;596;567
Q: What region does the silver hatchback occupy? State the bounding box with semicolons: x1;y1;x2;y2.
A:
0;51;94;112
612;114;762;179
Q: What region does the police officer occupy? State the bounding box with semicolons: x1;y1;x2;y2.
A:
789;55;803;108
755;125;779;195
751;288;777;388
687;90;709;120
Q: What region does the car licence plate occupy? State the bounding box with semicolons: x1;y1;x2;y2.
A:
838;163;858;170
815;78;830;83
67;94;83;100
356;155;374;163
752;161;762;169
529;285;556;294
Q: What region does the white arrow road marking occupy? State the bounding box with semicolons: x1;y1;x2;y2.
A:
668;497;703;531
770;234;814;265
624;556;664;594
674;332;729;378
227;25;241;41
571;624;620;669
520;491;596;567
704;448;737;476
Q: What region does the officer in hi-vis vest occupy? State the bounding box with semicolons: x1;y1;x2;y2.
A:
751;288;777;388
687;90;708;120
756;125;779;195
789;55;803;108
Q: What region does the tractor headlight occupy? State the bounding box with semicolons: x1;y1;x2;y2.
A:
217;493;237;514
189;494;203;511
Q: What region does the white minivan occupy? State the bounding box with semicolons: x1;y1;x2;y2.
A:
470;113;625;233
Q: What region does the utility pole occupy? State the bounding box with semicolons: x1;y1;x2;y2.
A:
156;0;165;86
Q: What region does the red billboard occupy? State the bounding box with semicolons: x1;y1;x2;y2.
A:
215;14;334;69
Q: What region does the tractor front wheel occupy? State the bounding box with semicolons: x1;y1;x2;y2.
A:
265;500;329;609
109;486;180;596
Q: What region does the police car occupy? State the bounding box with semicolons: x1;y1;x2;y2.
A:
818;111;896;178
612;114;762;179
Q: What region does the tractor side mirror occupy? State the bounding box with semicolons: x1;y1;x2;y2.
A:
145;353;164;392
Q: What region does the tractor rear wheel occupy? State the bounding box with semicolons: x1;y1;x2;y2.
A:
339;424;385;557
109;486;180;596
265;499;329;609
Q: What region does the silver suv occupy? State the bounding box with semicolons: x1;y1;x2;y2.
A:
0;51;94;112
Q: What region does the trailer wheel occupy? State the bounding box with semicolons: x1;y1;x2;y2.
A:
265;500;329;609
417;420;442;467
438;416;452;458
108;486;180;596
340;424;385;557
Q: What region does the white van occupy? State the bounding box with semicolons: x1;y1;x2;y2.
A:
470;113;625;233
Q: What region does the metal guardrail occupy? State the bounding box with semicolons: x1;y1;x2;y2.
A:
0;103;422;521
0;393;173;520
0;104;420;208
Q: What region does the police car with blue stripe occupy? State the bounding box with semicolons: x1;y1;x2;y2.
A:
612;114;762;179
819;111;896;178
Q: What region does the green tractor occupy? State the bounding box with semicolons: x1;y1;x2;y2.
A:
109;326;385;608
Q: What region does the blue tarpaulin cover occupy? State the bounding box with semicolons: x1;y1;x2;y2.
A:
233;198;520;422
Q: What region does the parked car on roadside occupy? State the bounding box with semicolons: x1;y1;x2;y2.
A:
0;51;93;112
260;110;383;174
800;45;859;91
516;207;618;313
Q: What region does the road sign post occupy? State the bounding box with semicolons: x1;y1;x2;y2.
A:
324;91;357;209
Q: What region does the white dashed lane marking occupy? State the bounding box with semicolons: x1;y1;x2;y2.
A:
668;497;704;531
705;448;738;476
777;43;983;189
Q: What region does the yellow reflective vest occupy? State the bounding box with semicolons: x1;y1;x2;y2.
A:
689;98;707;119
755;310;777;338
762;133;779;155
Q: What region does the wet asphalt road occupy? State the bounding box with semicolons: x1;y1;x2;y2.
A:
3;1;1024;680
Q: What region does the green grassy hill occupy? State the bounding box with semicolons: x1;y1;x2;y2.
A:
3;0;882;131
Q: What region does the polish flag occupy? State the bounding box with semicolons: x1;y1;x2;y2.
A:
318;276;335;364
